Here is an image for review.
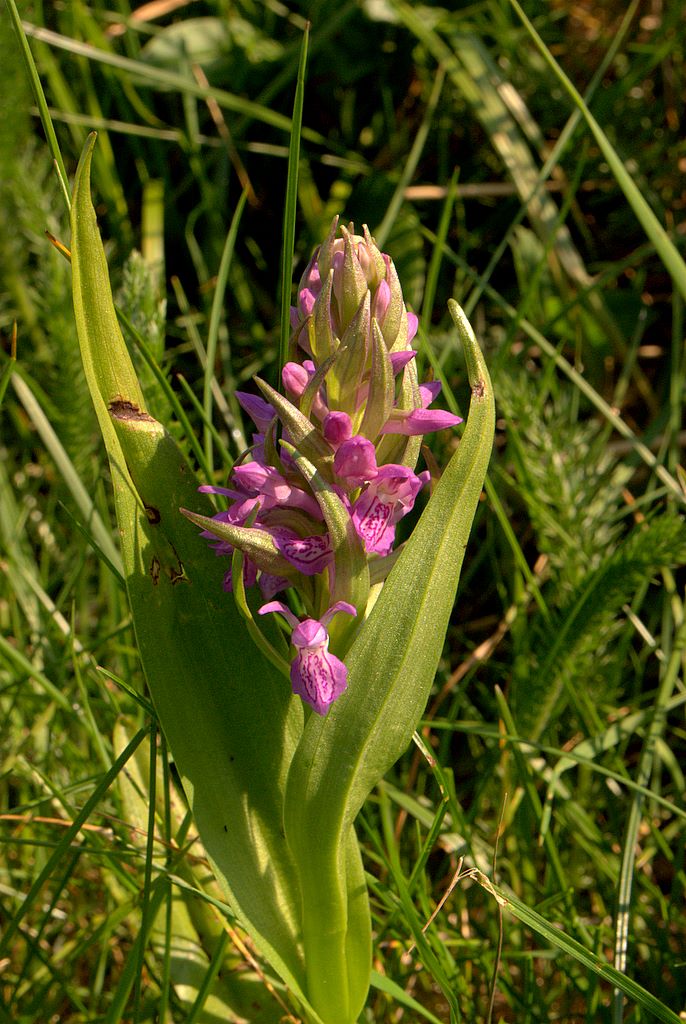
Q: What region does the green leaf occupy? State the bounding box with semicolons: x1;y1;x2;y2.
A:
69;134;322;1016
474;873;683;1024
139;16;282;78
179;506;296;579
312;270;336;363
279;23;309;373
330;290;371;411
255;376;334;471
283;300;495;1022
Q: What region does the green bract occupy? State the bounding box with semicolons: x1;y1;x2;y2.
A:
71;134;494;1023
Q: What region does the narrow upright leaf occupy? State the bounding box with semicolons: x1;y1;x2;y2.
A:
284;300;495;1020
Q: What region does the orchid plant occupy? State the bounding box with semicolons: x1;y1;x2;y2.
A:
70;135;494;1022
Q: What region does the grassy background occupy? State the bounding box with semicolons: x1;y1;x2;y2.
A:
1;1;685;1022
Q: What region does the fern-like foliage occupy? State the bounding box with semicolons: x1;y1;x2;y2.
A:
500;375;634;591
515;510;686;740
0;141;96;485
499;374;685;739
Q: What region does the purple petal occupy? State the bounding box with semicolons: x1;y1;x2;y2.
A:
407;312;419;343
282;361;310;396
210;540;233;557
373;521;397;557
419;380;442;406
231;463;321;518
226;496;263;523
290;648;348;715
374;464;427;508
258;600;300;629
274;532;333;575
351;464;428;553
292;618;327;647
283;360;328;421
389;350;417;375
294;321;313;357
250;435;267;464
320;601;357;627
198;484;242;499
299;287;316;318
351;490;395;553
380;408;463;436
298;259;321;302
333;436;378;486
371;279;391;323
258;572;290;600
356;237;375;281
236;391;275;433
233;463;290;501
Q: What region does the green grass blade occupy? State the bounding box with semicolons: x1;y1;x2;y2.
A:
5;0;70;207
374;65;445;251
104;879;168;1024
11;372;123;574
0;727;148;961
369;971;445;1024
0;325;17;407
463;0;641;320
429;231;686;506
279;22;310;378
612;605;686;1021
22;21;324;144
204;188;248;472
507;0;686;304
476;874;682;1024
390;2;595;297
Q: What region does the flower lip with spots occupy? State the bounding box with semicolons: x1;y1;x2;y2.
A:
259;601;357;714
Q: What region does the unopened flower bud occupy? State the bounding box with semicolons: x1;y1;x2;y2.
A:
323;411;353;447
333;436;378;487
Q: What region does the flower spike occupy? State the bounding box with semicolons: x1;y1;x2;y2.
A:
191;216;464;713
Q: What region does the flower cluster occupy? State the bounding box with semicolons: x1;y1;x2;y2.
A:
194;218;461;714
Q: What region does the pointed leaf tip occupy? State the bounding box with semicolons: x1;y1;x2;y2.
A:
71;133;145;418
447;299;490;402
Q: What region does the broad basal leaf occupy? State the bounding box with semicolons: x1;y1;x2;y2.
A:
70;134;318;1014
